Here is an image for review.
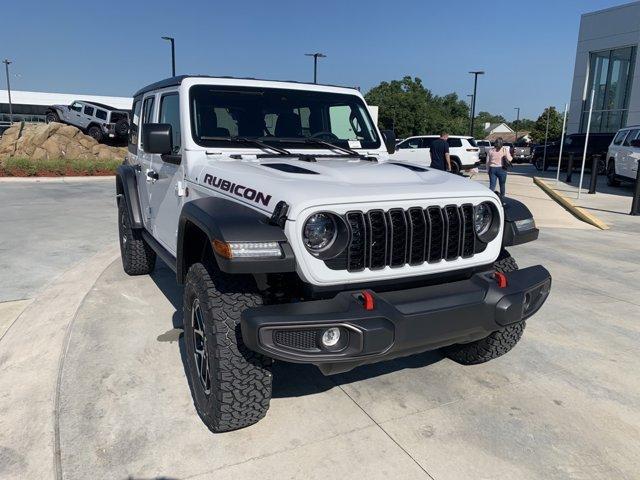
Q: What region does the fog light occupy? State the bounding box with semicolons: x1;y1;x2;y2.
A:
321;327;341;347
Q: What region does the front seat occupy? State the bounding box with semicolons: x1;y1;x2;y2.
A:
274;111;302;137
200;109;230;138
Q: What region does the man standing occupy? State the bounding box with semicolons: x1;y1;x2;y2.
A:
430;132;451;172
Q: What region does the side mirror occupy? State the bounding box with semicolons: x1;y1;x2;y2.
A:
630;138;640;148
143;123;173;154
381;129;396;154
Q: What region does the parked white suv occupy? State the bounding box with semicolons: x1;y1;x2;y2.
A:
606;126;640;185
390;135;480;174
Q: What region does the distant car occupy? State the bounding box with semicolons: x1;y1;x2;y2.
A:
531;133;614;173
476;140;492;160
390;135;480;174
45;100;130;143
605;125;640;185
512;143;532;163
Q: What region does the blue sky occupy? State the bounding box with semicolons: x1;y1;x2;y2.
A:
1;0;630;119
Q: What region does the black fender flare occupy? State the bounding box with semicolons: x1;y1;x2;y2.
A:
502;197;539;246
177;197;296;283
115;164;144;229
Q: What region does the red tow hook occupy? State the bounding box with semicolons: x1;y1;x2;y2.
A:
494;271;508;288
361;290;375;311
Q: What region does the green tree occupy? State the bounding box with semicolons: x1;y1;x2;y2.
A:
365;76;472;138
509;118;536;132
531;107;564;143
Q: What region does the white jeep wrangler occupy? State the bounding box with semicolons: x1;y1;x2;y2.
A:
116;76;551;433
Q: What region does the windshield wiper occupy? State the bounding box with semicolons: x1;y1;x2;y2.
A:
303;138;361;157
263;137;362;157
202;136;292;155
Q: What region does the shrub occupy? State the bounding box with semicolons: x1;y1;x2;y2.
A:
0;157;121;177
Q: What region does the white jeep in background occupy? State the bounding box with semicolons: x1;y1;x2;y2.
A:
389;135;481;173
606;125;640;185
115;75;550;433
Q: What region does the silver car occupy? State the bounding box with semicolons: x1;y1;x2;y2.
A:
45;100;130;143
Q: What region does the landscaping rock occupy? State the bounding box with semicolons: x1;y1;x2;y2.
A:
0;122;126;163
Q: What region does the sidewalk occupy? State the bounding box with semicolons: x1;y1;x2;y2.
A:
531;167;639;235
471;166;595;230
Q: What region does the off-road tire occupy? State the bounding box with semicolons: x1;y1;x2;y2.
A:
183;263;272;433
88;125;104;142
45;111;60;123
443;249;525;365
606;160;620;186
118;200;156;275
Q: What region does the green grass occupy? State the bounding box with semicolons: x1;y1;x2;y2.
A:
0;157;121;176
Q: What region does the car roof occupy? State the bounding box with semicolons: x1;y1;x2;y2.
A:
133;75;359;98
78;100;124;111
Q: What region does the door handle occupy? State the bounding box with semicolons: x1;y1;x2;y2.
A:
146;170;159;182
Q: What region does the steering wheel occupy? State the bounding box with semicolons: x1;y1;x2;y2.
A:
310;131;339;141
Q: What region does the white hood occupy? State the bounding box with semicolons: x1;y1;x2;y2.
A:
190;153;495;219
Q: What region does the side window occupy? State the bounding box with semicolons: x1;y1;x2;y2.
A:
95;109;107;120
422;138;434;148
623;129;639;146
613;130;628;145
329;105;356;139
83;105;94;116
140;96;155;150
159;93;181;155
447;138;463;148
70;102;83;112
404;138;422;149
129;99;142;153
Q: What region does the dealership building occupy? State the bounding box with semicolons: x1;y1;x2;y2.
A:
568;1;640;134
0;90;132;124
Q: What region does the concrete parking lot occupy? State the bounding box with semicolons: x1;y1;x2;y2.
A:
1;173;639;479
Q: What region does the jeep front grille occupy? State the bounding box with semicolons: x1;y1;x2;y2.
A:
325;204;479;272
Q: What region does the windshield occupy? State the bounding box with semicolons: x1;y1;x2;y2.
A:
189;85;380;150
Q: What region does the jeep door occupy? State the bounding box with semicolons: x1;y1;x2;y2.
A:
136;94;157;230
67;101;84;124
147;91;184;253
80;104;95;130
392;137;429;164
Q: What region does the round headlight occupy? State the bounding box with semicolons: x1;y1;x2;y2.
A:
474;202;494;236
303;213;337;251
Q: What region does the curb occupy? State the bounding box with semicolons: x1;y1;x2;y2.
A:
0;175;114;183
533;177;609;230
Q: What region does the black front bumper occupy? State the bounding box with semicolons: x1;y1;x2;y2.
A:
242;266;551;375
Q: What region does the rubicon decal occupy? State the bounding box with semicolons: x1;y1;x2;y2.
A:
203;174;272;207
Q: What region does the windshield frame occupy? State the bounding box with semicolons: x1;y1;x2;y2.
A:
188;84;381;151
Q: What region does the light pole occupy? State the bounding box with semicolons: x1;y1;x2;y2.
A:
161;36;176;77
469;71;484;136
3;59;13;124
467;94;474;135
305;53;326;84
514;107;520;144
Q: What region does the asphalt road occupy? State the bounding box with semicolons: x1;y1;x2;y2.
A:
0;178;117;302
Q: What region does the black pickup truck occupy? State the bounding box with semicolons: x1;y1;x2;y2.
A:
531;133;614;173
